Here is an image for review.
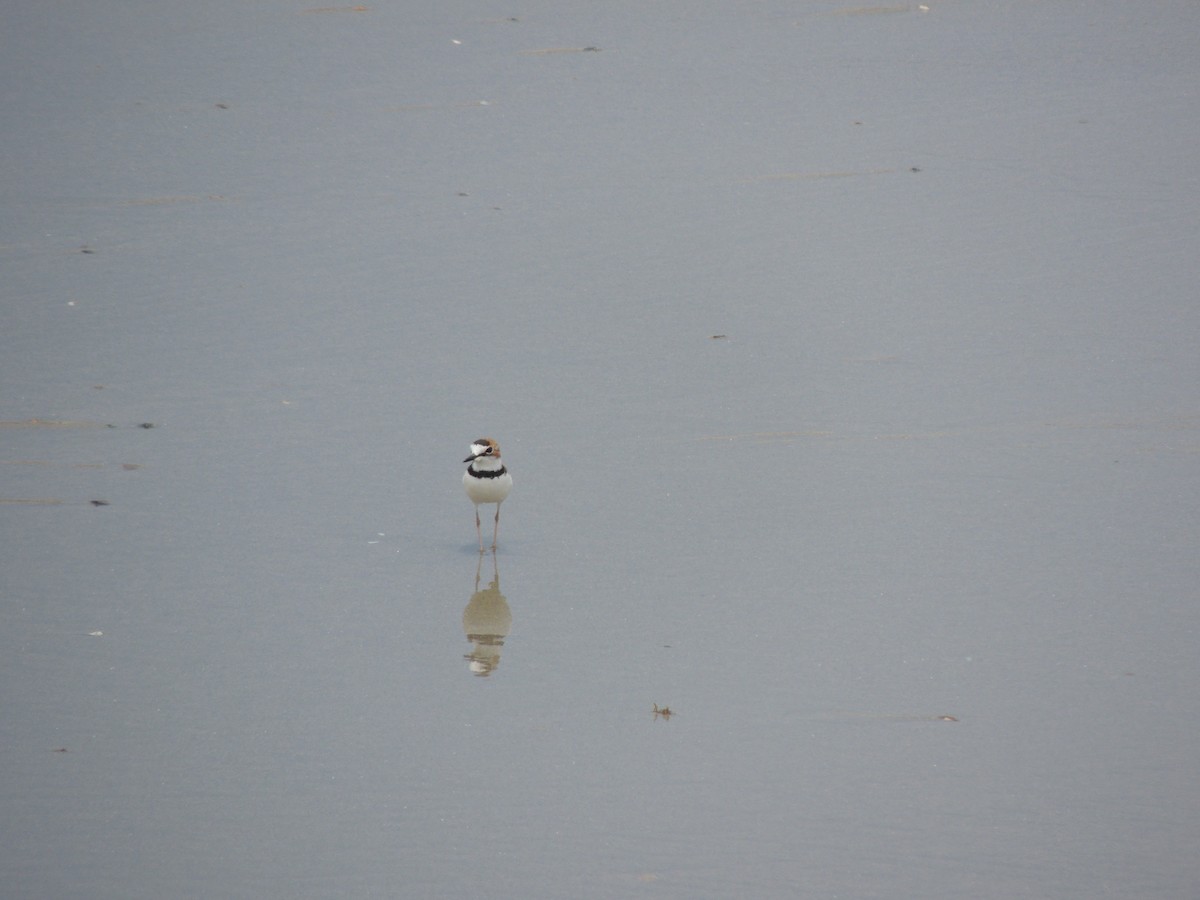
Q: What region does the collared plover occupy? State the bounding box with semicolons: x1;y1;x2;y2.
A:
462;438;512;551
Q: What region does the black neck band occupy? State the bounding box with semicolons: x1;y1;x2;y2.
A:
469;465;507;479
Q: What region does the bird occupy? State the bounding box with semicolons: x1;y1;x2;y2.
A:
462;438;512;552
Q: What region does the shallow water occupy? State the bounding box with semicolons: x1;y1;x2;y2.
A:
3;2;1199;897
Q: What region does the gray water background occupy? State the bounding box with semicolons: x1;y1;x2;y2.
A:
3;2;1199;897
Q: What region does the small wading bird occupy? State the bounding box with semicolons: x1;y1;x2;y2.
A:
462;438;512;551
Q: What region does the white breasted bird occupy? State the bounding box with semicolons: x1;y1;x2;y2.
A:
462;438;512;551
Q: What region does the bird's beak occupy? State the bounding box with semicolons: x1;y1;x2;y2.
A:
463;452;478;463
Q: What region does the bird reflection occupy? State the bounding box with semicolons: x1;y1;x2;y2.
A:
462;550;512;677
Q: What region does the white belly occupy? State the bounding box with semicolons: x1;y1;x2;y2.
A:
463;469;512;505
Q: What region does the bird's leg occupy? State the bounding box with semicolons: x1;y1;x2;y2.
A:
491;504;501;550
475;508;484;553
